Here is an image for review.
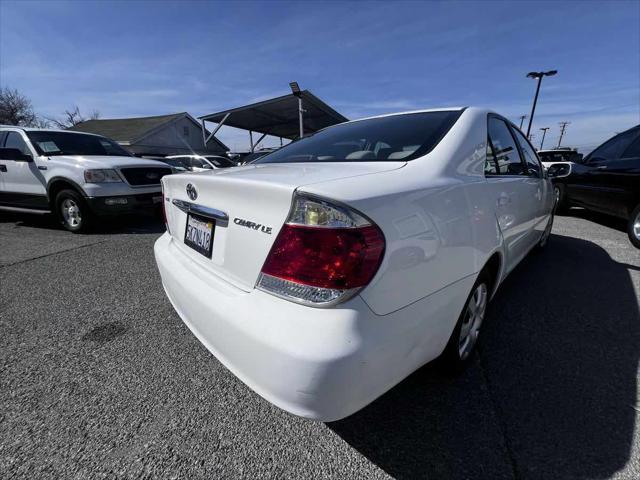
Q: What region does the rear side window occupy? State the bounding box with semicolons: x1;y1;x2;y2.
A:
255;110;463;164
486;117;526;176
512;128;542;177
622;132;640;159
588;128;639;162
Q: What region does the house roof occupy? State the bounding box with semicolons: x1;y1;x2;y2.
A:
70;112;228;151
199;90;348;140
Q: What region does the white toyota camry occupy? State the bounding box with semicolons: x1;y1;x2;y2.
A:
154;107;555;421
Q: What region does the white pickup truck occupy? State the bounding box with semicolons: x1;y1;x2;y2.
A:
0;126;172;232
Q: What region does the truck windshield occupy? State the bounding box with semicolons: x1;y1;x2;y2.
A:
26;131;132;157
254;110;462;164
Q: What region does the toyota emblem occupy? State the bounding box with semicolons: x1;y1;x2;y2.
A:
186;183;197;201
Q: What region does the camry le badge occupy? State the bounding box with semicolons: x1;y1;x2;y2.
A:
234;217;272;234
186;183;198;201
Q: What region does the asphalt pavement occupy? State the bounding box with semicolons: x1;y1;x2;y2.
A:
1;209;639;479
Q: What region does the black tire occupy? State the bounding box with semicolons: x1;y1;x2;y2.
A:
554;184;570;214
439;272;491;373
55;189;93;233
628;204;640;249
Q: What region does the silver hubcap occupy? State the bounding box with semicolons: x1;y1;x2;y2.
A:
633;211;640;241
61;198;81;227
458;283;487;360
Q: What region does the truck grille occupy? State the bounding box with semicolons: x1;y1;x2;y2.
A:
120;167;171;186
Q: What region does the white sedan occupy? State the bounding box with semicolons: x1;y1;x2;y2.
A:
154;107;555;421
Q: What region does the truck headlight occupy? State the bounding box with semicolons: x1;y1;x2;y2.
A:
84;169;122;183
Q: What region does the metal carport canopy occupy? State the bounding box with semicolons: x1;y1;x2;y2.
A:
198;90;348;141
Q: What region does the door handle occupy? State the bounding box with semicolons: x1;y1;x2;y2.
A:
0;165;6;172
596;165;607;170
497;193;510;207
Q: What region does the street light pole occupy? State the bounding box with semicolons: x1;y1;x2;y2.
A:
539;127;550;150
526;70;557;138
289;81;304;139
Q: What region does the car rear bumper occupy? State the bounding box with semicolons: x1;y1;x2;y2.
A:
86;192;163;215
154;233;473;421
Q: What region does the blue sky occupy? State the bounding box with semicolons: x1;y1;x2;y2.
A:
1;0;638;152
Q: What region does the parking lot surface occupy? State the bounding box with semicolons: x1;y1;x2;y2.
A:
1;210;639;479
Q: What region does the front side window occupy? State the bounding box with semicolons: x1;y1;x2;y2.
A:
26;131;131;157
486;117;526;176
588;128;640;162
191;157;212;169
255;110;463;164
4;131;30;156
622;135;640;159
512;128;542;177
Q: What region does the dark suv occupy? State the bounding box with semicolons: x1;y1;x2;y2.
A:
552;125;640;247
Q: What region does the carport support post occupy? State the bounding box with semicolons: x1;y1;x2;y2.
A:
249;131;254;153
202;113;230;147
298;97;304;139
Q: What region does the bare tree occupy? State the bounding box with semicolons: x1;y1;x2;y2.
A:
0;87;37;126
48;106;101;129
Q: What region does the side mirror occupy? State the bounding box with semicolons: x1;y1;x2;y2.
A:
546;163;571;179
0;148;33;162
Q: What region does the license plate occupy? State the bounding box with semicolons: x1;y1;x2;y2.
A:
152;195;163;204
184;213;215;258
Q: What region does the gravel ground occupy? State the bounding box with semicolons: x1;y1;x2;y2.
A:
0;209;638;479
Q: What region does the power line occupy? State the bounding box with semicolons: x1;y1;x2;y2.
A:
557;121;570;148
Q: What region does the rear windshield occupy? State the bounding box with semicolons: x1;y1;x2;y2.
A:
26;131;131;157
538;151;582;163
254;110;462;164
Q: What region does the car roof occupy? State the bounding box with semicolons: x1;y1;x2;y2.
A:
343;107;467;124
0;125;104;137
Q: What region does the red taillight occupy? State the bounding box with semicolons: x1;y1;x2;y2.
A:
261;224;385;290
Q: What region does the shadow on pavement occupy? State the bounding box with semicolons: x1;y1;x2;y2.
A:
329;233;639;479
562;207;628;235
0;211;165;235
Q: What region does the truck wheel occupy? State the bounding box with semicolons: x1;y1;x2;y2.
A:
628;204;640;249
55;189;92;233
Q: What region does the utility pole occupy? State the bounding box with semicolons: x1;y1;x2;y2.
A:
519;115;527;130
539;127;550;150
557;122;570;148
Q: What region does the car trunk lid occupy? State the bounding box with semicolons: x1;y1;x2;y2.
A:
162;162;403;291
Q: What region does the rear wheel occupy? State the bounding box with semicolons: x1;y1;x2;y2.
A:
55;189;93;233
440;274;490;371
628;204;640;249
554;184;569;214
